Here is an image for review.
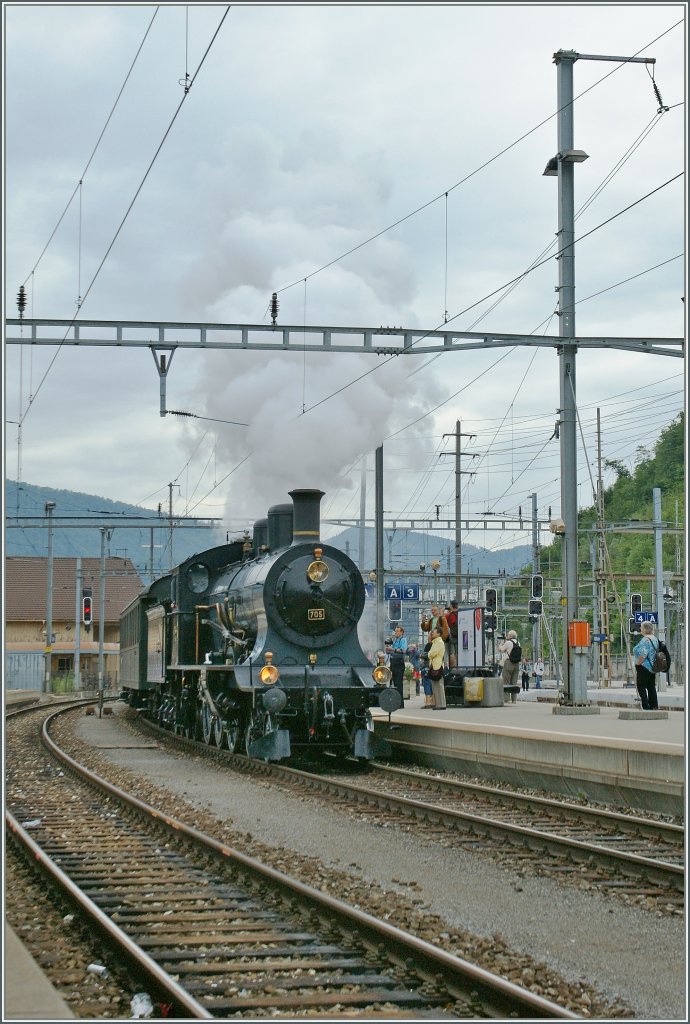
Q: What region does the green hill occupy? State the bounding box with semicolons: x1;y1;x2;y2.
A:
534;413;684;654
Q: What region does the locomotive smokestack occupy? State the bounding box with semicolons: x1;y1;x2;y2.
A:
289;488;324;546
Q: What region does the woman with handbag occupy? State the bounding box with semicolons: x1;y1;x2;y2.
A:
427;628;447;710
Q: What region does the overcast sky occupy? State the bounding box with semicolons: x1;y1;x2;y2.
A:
3;3;686;557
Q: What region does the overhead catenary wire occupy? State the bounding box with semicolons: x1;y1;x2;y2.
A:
20;7;161;290
297;172;683;422
410;110;675;380
272;19;682;301
17;6;231;428
141;22;683;525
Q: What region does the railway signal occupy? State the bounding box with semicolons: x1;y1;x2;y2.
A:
485;587;497;611
630;593;642;615
82;590;93;628
528;599;543;621
531;574;543;599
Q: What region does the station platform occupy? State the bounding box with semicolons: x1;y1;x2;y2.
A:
4;688;44;708
4;924;74;1019
372;684;685;816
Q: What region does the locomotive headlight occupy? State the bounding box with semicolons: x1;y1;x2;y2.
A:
259;652;280;686
372;664;392;686
307;559;329;583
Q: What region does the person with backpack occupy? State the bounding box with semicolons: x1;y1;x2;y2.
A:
632;621;668;710
499;629;522;701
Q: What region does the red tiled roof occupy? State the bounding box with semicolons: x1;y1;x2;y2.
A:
5;557;144;623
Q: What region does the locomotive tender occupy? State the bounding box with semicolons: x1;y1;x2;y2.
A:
119;488;401;759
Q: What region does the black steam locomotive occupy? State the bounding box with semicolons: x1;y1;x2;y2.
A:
119;489;401;760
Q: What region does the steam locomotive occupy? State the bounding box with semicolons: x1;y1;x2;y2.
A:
119;489;401;760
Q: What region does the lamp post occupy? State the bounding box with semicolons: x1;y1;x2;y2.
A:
431;560;440;605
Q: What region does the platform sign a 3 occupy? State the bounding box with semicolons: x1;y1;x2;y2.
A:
384;583;419;601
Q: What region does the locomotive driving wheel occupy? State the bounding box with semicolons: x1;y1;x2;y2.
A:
224;713;240;752
213;716;225;747
201;704;215;746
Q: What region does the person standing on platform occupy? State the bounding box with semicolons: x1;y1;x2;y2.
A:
499;630;521;701
429;605;449;643
385;625;408;705
420;638;434;708
533;657;544;689
408;644;421;694
427;627;447;710
633;621;660;710
446;600;459;667
521;662;530;691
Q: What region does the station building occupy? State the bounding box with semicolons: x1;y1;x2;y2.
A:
4;556;144;692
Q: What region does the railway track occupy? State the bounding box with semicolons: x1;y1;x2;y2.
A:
134;712;684;913
6;703;576;1019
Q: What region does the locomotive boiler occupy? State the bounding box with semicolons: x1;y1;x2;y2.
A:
119;488;401;760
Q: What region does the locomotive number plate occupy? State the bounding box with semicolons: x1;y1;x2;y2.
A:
308;608;326;620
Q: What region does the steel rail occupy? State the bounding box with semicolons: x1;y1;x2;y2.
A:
35;705;577;1019
368;762;685;844
5;811;211;1018
135;715;684;888
247;761;684;887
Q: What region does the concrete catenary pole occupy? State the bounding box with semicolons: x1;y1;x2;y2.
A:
98;528;108;714
652;488;667;686
74;557;82;691
375;446;384;652
44;501;56;693
358;455;367;571
531;493;541;661
548;47;658;706
553;50;587;705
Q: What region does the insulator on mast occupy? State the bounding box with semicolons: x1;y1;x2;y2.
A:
270;292;279;326
17;285;27;318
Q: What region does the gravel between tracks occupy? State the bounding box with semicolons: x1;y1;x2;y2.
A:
57;704;686;1019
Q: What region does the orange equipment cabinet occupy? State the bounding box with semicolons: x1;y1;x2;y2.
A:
568;620;591;647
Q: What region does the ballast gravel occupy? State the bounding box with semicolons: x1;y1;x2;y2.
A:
61;704;685;1020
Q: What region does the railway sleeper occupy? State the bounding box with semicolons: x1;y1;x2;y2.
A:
166;956;369;974
186;972;400;993
199;988;448;1012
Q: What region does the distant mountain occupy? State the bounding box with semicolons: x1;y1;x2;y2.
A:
325;525;532;578
5;480;533;582
4;480;224;581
